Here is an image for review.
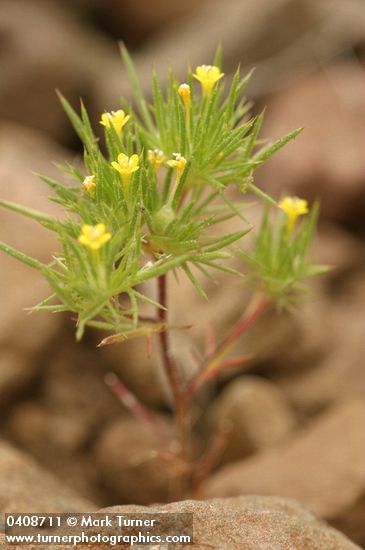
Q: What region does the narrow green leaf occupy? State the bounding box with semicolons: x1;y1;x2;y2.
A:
248;183;277;206
203;229;250;253
120;44;154;132
254;128;303;165
0;199;58;230
0;242;46;271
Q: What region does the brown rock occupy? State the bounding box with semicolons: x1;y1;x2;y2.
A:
204;399;365;547
0;439;95;512
101;335;170;408
0;353;38;406
239;295;332;373
100;0;365;110
77;496;360;550
0;254;61;357
43;345;123;427
276;305;365;415
93;0;203;47
0;125;73;390
310;224;365;291
7;402;90;457
256;63;365;225
93;416;174;505
0;0;118;143
0;124;72;343
0;123;64;257
6;401;110;504
207;376;295;464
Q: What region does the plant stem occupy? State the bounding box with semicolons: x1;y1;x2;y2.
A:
184;295;271;399
157;273;191;498
158;275;187;438
156;283;270;498
157;274;182;405
105;372;168;440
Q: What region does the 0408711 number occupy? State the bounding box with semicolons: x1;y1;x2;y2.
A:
6;515;61;528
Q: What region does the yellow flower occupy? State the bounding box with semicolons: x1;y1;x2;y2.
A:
193;65;224;96
83;175;96;194
178;83;191;110
279;196;309;235
100;109;130;134
78;224;111;251
147;149;165;170
111;153;139;186
167;153;187;181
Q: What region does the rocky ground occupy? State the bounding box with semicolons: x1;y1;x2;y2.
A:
1;1;365;548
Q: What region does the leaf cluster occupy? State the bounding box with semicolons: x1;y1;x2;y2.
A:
243;203;329;305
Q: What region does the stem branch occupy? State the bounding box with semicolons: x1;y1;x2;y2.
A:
184;295;270;399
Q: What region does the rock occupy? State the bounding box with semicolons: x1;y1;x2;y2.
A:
0;125;73;389
100;335;169;408
0;352;38;407
207;376;295;464
7;402;90;457
256;63;365;226
276;306;365;415
77;496;360;549
310;224;365;292
93;416;174;505
89;0;201;47
0;0;118;144
0;439;95;512
0;123;64;258
238;295;332;373
0;254;61;357
100;0;365;111
204;399;365;547
0;124;71;328
43;345;123;427
6;401;111;504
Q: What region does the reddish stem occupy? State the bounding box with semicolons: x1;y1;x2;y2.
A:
157;274;182;405
105;372;167;440
191;420;232;496
184;297;270;399
216;298;270;351
157;274;191;499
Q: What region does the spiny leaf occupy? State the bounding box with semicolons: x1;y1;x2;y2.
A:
0;199;58;230
120;43;154;132
0;242;47;271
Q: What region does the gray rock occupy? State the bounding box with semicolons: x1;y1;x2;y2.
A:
0;353;38;406
78;496;360;549
0;0;118;143
256;63;365;225
207;376;295;464
276;306;365;416
204;399;365;547
0;439;95;513
93;416;174;505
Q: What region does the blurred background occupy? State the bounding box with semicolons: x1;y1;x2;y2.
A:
1;0;365;545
